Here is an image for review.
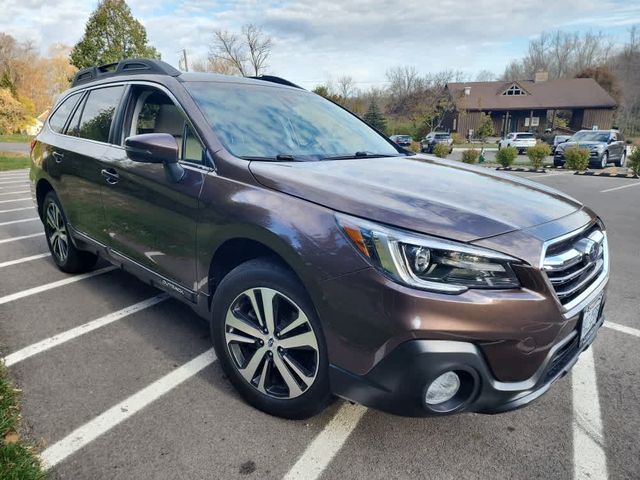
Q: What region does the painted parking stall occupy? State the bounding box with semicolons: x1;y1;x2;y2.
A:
1;168;639;478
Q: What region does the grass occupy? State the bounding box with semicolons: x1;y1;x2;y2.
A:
0;151;29;172
0;134;32;144
0;363;45;480
453;143;497;149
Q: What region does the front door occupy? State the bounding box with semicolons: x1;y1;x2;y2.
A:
101;85;207;290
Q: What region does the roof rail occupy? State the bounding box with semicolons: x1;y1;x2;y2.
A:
71;58;181;87
248;75;303;90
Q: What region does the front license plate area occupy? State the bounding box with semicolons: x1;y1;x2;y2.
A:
580;294;603;345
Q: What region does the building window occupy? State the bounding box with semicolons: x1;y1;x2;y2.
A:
502;84;526;96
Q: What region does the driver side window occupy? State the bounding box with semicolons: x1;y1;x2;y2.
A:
126;87;205;164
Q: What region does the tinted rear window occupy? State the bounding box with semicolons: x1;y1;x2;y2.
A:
516;133;535;139
434;134;449;139
48;93;81;133
77;86;125;143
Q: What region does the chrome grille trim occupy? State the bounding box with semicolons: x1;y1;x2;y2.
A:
541;222;609;316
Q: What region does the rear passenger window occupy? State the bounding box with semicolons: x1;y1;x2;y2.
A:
48;93;81;133
77;86;124;143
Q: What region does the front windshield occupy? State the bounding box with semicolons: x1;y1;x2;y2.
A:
571;131;610;142
434;134;449;139
186;81;401;160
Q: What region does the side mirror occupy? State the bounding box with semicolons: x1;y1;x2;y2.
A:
125;133;184;183
607;138;614;144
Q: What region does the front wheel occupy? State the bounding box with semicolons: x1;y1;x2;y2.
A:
42;191;97;273
599;151;609;169
211;258;332;419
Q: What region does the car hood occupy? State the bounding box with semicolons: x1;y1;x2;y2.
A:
249;155;583;242
558;141;604;150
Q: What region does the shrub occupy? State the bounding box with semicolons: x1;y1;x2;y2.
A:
564;146;590;171
526;143;551;170
496;146;518;168
432;143;450;158
461;148;480;164
451;132;465;144
628;146;640;177
409;141;421;153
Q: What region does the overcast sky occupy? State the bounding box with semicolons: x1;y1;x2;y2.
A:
2;0;639;88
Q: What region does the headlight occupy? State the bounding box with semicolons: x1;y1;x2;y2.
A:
337;214;521;293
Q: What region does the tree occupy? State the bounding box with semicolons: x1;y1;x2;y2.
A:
191;57;237;75
336;75;356;100
476;112;494;141
475;70;496;81
0;88;29;134
70;0;160;69
575;66;620;102
210;23;272;76
363;98;387;132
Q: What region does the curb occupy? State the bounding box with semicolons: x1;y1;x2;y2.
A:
574;171;639;179
496;167;547;173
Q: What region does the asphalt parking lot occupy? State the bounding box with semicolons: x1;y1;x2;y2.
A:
1;167;639;479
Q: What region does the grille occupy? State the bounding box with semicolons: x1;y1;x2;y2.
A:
543;226;606;305
544;334;580;383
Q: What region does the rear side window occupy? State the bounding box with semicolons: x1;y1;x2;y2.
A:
77;86;125;143
48;93;81;133
517;133;534;139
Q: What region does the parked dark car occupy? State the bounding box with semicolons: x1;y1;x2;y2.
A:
554;129;627;168
552;135;571;154
30;59;609;419
421;132;453;153
389;134;412;147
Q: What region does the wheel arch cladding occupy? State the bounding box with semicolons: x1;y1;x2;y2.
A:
36;179;54;219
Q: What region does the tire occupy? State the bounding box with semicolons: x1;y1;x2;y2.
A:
42;191;98;273
616;151;626;168
599;151;609;169
554;160;564;168
210;257;332;419
518;149;524;155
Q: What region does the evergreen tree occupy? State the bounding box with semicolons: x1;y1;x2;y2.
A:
363;98;387;132
70;0;160;69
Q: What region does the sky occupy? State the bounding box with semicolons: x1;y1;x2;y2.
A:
2;0;639;89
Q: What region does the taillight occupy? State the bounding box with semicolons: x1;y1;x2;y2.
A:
30;138;37;155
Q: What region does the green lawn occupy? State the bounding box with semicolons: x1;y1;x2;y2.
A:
0;134;32;144
0;363;45;480
0;152;29;172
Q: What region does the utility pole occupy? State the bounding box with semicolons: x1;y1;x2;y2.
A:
181;49;189;72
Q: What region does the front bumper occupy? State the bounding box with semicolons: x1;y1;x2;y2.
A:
330;311;604;417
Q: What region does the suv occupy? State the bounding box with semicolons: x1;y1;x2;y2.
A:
389;134;412;147
554;130;627;169
421;132;453;154
31;59;609;419
498;132;537;154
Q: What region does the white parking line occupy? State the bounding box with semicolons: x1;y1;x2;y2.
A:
0;252;50;268
572;348;607;480
0;232;44;244
604;321;640;338
0;206;33;213
40;347;216;469
3;294;168;367
0;180;29;185
283;403;367;480
521;171;573;179
0;197;31;203
0;190;29;195
0;217;38;226
600;182;640;193
0;266;116;305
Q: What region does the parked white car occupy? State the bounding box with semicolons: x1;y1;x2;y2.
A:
498;132;537;154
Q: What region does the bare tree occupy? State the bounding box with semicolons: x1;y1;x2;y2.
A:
192;56;237;75
336;75;356;100
209;23;272;77
475;69;496;81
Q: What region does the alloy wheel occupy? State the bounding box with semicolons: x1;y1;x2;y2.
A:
224;287;319;399
601;152;608;168
45;201;69;263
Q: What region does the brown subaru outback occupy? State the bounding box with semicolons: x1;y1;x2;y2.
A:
30;59;608;419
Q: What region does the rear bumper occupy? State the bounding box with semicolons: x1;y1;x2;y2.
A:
329;314;604;417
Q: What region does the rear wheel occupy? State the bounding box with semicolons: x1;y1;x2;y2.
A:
616;151;626;168
211;258;332;419
42;191;97;273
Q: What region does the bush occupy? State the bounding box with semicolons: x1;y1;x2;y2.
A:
461;148;480;164
526;143;551;170
451;132;465;144
565;146;590;171
496;146;518;168
628;146;640;177
432;143;450;158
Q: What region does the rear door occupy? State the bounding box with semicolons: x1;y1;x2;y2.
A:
101;84;207;291
56;85;126;244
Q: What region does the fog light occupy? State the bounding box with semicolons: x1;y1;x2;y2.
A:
425;371;460;405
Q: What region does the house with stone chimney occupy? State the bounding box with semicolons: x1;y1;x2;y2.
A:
443;72;617;138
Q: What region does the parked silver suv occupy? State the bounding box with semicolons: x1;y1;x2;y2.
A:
421;132;453;153
554;130;627;168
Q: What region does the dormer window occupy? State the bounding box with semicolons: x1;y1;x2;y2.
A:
502;84;526;96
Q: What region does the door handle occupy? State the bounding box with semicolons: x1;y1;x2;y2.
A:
101;168;120;185
52;151;64;163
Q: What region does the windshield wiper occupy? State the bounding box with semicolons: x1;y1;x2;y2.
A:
321;152;405;160
240;154;306;162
